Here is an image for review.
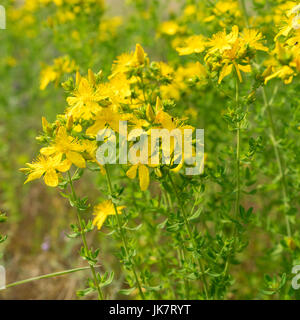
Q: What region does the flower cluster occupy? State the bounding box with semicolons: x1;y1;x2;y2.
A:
40;56;78;90
263;4;300;84
176;25;268;84
21;44;196;193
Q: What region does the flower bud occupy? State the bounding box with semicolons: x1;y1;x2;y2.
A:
134;44;145;65
61;78;74;92
42;117;52;134
42;117;49;132
96;70;103;82
286;237;297;250
146;104;155;122
154;167;163;178
88;69;96;86
66;115;73;131
75;71;81;86
155;96;162;112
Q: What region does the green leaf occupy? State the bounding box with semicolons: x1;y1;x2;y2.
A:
157;218;168;229
119;287;136;295
124;224;143;231
76;287;94;297
188;208;202;221
100;271;114;288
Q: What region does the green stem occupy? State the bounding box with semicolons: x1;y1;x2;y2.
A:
234;78;241;222
3;266;98;290
67;172;104;300
104;164;145;300
167;171;209;299
223;77;241;285
160;182;186;299
262;88;292;237
178;248;190;300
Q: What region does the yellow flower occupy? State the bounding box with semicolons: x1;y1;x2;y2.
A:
146;104;155;122
134;43;146;65
159;21;181;36
156;61;174;78
99;74;131;105
92;200;125;230
98;16;123;41
218;46;252;84
123;113;150;130
86;106;124;135
81;139;97;160
210;0;242;25
263;42;298;84
183;4;197;17
80;139;106;174
176;35;206;56
40;126;86;168
207;27;238;54
40;56;77;90
286;29;300;46
126;164;150;191
66;77;104;120
110;53;135;78
241;29;268;52
275;14;296;41
286;237;297;250
205;26;267;83
161;62;207;100
20;154;71;187
40;66;57;90
154;110;194;169
264;65;295;84
110;44;147;78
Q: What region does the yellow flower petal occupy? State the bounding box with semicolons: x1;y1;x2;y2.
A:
234;62;243;83
138;164;149;191
218;64;233;84
86;119;106;136
126;164;138;179
134;44;145;65
44;168;59;187
171;161;184;173
238;64;251;73
93;213;108;230
40;146;57;156
56;159;72;172
92;200;125;230
66;151;86;168
116;206;126;215
24;170;44;184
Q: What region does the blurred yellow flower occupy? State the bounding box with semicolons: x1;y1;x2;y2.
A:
160;21;181;36
176;35;206;56
92;200;125;230
241;29;268;52
110;44;147;78
40;56;77;90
